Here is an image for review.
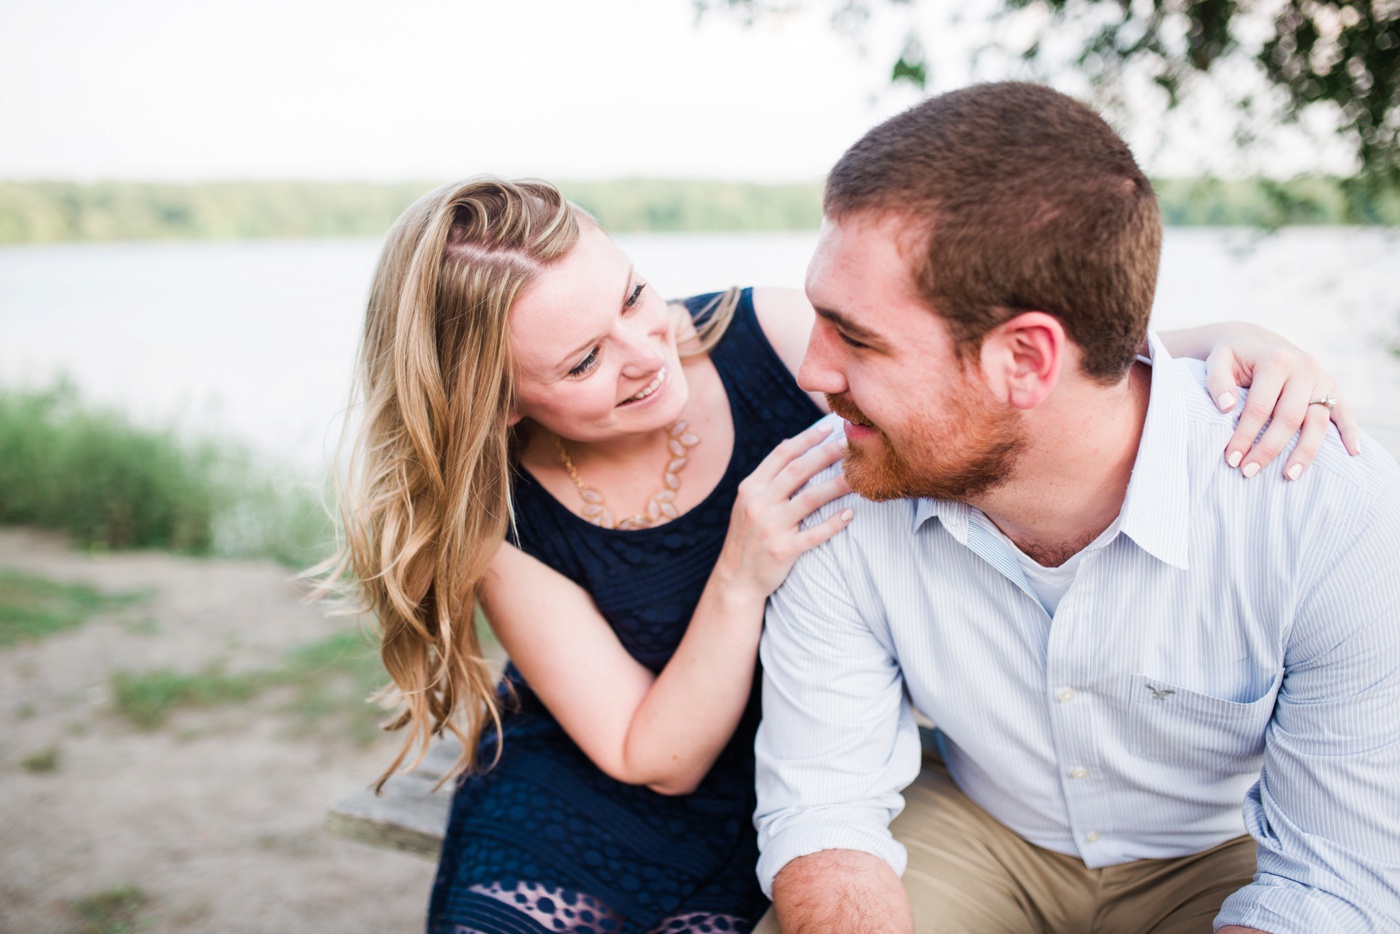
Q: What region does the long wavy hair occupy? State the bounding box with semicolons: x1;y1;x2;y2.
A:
318;177;739;790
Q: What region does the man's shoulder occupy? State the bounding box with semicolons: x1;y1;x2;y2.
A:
1171;356;1400;505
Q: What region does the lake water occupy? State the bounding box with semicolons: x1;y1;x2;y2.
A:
2;229;1397;469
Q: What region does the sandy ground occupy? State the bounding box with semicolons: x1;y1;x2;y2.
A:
0;528;438;933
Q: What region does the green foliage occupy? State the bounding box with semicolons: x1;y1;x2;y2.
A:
20;745;61;773
891;40;929;89
0;180;433;244
0;383;218;551
1153;176;1400;228
696;0;1400;208
0;179;824;245
557;178;822;232
1016;0;1400;193
0;383;333;566
66;884;150;934
110;628;388;741
0;567;149;646
205;447;335;569
276;628;390;744
0;175;1393;246
111;664;263;729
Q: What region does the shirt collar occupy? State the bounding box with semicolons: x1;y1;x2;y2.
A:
1118;331;1191;570
911;330;1190;570
914;497;967;539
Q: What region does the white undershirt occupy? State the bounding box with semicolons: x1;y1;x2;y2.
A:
972;508;1122;617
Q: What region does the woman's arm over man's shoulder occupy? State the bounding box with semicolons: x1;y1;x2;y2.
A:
750;287;828;413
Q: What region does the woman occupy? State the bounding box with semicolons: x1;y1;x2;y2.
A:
324;177;1353;934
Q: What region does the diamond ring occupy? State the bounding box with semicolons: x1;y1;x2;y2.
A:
1309;394;1337;410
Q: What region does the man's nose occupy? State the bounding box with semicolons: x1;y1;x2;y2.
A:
797;322;846;395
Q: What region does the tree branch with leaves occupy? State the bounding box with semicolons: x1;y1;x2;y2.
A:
695;0;1399;214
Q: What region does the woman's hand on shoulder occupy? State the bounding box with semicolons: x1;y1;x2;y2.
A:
1195;323;1361;478
718;421;853;603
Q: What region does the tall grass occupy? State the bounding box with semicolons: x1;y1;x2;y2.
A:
0;382;332;566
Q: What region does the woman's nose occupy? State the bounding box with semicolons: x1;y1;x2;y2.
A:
617;321;666;376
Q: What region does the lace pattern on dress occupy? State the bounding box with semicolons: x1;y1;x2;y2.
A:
465;881;624;932
439;882;754;934
644;911;754;933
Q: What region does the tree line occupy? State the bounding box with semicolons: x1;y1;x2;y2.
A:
1;176;1396;244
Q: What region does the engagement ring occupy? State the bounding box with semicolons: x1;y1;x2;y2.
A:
1309;394;1337;410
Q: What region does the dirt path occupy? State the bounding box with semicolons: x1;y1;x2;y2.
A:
0;528;437;933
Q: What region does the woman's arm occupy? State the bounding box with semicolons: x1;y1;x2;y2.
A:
753;288;1358;479
1159;323;1360;479
751;287;827;412
479;423;852;795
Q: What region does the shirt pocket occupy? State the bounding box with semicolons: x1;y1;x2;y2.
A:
1128;670;1282;770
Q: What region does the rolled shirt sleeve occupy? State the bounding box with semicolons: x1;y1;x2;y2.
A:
753;487;924;898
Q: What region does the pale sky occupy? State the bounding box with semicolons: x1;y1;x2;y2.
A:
0;0;1354;183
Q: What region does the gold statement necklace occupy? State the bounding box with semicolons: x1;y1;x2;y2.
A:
553;420;701;530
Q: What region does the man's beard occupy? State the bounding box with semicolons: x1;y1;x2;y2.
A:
827;386;1024;503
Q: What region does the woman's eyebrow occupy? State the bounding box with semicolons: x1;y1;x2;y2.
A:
619;264;637;306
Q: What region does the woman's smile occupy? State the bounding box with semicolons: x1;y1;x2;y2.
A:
620;367;668;406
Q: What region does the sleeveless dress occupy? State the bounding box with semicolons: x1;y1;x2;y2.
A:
428;289;822;934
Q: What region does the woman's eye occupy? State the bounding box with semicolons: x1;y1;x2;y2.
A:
569;348;601;377
624;283;645;309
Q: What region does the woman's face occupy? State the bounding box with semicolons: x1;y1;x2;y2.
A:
508;223;688;443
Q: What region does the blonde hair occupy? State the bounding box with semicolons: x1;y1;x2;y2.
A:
319;176;740;790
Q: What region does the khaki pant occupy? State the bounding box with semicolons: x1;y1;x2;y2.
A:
754;758;1256;933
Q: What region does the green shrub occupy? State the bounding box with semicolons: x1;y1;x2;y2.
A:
0;383;216;550
0;382;334;566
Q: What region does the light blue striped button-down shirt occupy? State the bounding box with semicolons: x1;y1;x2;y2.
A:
755;334;1400;932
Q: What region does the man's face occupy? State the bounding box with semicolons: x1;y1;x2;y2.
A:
799;213;1023;503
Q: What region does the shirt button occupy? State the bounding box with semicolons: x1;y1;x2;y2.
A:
1057;688;1077;703
1070;767;1088;780
1085;831;1100;843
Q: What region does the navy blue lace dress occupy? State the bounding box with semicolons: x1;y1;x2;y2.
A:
428;289;822;934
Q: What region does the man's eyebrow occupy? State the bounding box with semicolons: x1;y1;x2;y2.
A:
814;306;886;346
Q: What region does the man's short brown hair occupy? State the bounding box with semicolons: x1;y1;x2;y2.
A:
825;82;1162;382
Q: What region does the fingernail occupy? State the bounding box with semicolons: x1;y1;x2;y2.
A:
840;509;854;522
1217;392;1235;411
1352;440;1362;456
1226;450;1242;468
1242;462;1260;479
838;437;849;448
1286;463;1303;480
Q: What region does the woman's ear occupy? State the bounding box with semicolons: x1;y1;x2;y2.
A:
979;311;1064;410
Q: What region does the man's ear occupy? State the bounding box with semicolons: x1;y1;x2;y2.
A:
979;311;1064;410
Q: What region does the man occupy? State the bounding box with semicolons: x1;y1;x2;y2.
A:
753;83;1400;933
